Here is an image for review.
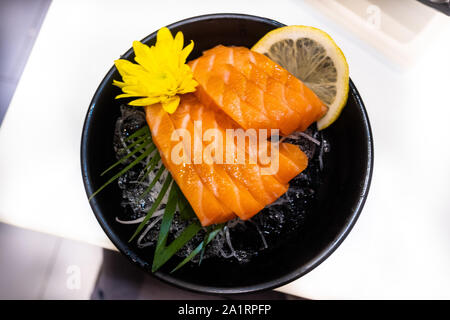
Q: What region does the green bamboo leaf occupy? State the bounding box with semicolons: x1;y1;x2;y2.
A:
138;165;166;200
152;222;202;272
125;126;150;141
128;174;173;242
101;139;155;177
171;224;224;273
176;187;196;221
89;146;153;200
123;133;151;152
139;152;161;182
198;231;209;266
154;183;179;256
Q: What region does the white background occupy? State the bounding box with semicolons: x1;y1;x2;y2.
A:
0;0;449;299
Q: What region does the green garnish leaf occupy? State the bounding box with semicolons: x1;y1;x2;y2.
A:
171;224;224;273
138;164;166;200
122;133;151;152
154;183;179;255
128;174;173;242
125;126;150;141
198;230;210;266
101;139;155;177
152;222;202;272
152;182;199;272
176;186;196;221
139;152;161;182
89;146;154;200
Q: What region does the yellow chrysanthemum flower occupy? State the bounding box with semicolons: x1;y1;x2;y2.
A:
113;27;198;113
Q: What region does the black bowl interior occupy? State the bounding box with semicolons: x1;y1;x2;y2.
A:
81;13;373;294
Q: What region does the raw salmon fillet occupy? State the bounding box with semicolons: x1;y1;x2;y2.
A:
145;94;308;226
185;94;290;210
145;104;233;226
169;95;264;221
208;102;308;185
188;45;328;135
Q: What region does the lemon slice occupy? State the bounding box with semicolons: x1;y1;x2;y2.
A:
252;26;349;130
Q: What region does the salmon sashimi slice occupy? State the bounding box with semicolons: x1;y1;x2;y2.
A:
210;103;309;185
202;72;272;131
188;96;289;207
218;47;305;132
225;64;301;135
169;95;264;220
188;45;327;135
273;142;309;184
245;51;328;131
145;104;233;226
190;49;283;133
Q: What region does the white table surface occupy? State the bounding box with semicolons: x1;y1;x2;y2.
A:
1;0;450;299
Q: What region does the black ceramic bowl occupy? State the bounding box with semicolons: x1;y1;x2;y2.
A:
81;13;373;294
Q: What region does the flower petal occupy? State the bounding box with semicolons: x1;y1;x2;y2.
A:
156;27;173;48
174;31;184;53
161;95;180;114
115;59;144;77
112;80;127;88
128;97;161;106
133;41;149;59
180;40;194;63
115;93;142;99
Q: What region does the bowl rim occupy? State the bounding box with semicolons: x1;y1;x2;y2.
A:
81;13;374;295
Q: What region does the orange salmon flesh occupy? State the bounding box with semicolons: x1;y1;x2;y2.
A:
188;45;327;136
